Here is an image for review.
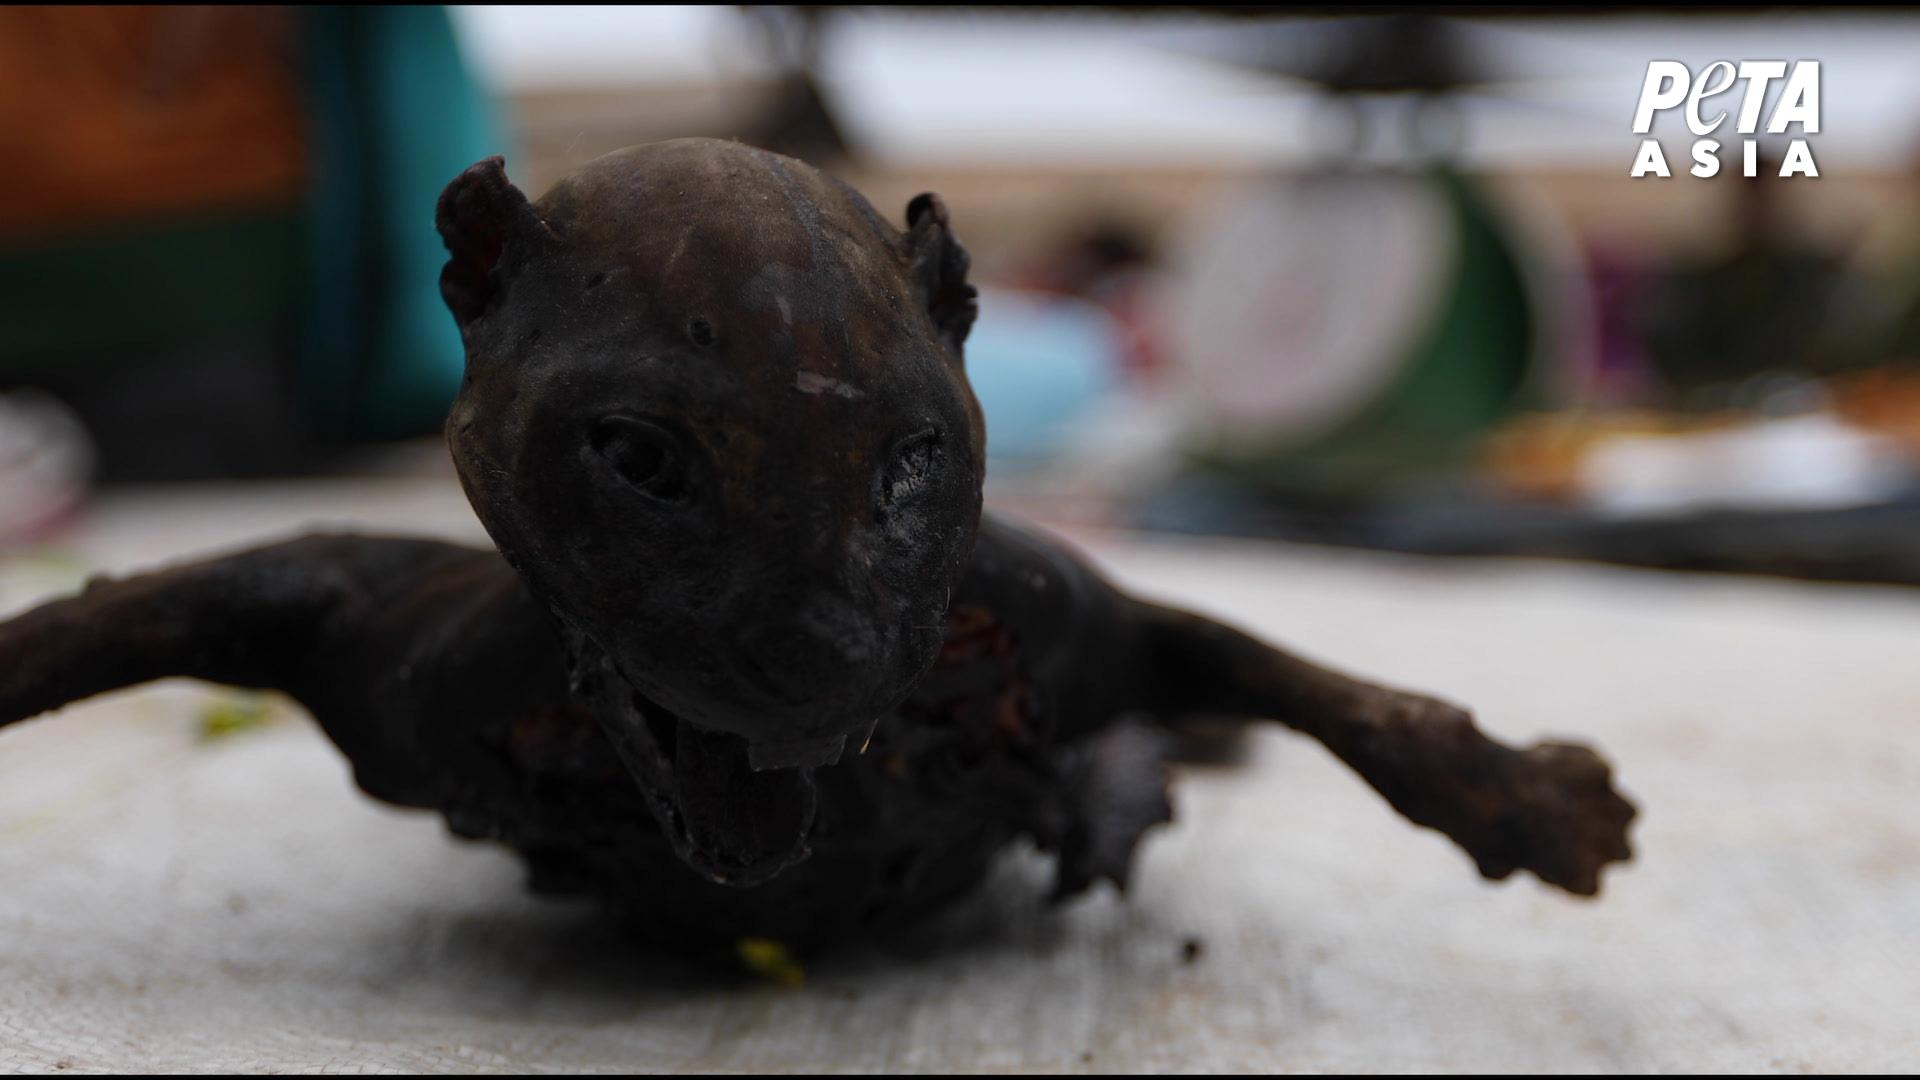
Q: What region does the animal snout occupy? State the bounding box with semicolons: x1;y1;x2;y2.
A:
736;593;876;703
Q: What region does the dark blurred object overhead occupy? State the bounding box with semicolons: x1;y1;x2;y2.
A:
738;5;851;166
866;5;1895;18
1181;13;1486;95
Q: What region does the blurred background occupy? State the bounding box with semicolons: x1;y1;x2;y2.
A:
7;15;1920;1069
7;5;1920;585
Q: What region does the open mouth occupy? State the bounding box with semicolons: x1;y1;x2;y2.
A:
607;688;819;886
618;696;819;886
569;636;819;887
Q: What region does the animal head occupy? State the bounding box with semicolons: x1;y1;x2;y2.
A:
436;138;983;883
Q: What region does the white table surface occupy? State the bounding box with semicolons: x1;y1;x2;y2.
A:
1;477;1915;1073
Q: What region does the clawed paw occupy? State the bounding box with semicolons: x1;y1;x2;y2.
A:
1361;698;1636;897
1457;740;1637;896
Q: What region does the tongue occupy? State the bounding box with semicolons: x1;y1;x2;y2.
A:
671;718;816;884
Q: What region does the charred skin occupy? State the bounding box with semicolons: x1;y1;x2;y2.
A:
432;140;993;878
0;520;1157;945
0;140;1636;947
0;517;1634;947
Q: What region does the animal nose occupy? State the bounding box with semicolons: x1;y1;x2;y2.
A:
737;594;874;703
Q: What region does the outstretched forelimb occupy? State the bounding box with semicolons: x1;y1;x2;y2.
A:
0;534;550;809
1;536;360;729
1131;600;1636;896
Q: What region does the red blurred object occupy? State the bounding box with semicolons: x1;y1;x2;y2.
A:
1009;221;1169;380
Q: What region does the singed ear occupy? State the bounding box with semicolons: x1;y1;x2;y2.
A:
904;193;978;360
436;156;556;331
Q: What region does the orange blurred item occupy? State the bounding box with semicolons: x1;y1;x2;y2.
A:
1480;410;1738;501
1829;368;1920;456
0;6;306;243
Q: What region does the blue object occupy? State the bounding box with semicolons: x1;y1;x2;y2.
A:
964;288;1125;470
299;6;505;439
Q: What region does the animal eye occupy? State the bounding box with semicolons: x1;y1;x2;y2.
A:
880;431;942;508
593;417;692;505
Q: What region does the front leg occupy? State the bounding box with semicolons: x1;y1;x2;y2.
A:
1134;601;1636;895
1;535;358;728
0;533;550;809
